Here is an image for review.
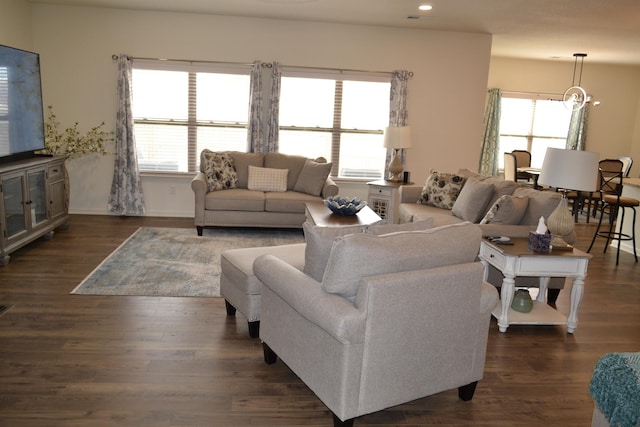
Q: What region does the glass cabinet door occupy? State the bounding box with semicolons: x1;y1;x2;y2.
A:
28;170;47;227
2;174;27;238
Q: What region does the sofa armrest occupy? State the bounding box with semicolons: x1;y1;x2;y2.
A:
191;172;207;224
254;254;366;343
321;176;339;198
399;185;422;203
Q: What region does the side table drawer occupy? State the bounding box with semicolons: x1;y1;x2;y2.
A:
479;242;506;269
370;186;392;197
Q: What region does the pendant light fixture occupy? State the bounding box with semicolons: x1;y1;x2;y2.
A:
563;53;588;111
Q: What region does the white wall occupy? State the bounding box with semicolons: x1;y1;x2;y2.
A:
0;0;33;51
26;4;491;216
488;57;640;176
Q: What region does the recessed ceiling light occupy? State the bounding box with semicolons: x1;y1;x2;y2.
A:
418;4;433;11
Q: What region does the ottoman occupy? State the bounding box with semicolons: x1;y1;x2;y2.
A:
220;243;306;338
590;352;640;427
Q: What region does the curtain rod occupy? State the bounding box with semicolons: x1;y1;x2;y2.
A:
502;90;562;97
111;54;413;76
111;54;269;67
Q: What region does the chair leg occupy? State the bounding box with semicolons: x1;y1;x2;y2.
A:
333;413;355;427
588;206;606;253
458;381;478;401
196;226;203;236
263;342;278;364
248;321;260;338
547;288;560;305
224;300;236;316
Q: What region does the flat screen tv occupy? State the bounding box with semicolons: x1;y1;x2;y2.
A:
0;44;46;163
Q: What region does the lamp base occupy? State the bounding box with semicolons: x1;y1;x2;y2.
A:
388;149;403;182
546;193;575;246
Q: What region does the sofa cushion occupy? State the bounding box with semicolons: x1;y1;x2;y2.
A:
248;165;288;192
201;150;238;192
228;152;265;189
206;188;265;212
293;159;332;196
513;187;561;225
303;222;367;282
451;178;495;222
482;178;520;216
321;222;482;302
418;170;466;210
480;195;529;225
265;191;319;213
265;152;308;190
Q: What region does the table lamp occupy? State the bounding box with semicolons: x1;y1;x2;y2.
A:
383;126;413;182
537;148;599;246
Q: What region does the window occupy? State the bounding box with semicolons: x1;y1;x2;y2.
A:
132;61;251;173
498;96;572;169
278;73;390;179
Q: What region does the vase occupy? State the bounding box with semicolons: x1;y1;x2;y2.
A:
511;289;533;313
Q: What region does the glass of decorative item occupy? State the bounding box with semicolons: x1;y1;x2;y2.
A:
323;196;367;216
511;289;534;313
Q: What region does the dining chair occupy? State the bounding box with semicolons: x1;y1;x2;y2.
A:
587;162;639;265
503;152;517;182
618;156;633;177
511;150;532;181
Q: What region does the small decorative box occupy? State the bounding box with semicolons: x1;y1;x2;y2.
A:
528;231;551;253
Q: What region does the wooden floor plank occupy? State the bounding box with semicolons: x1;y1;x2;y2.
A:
0;214;638;426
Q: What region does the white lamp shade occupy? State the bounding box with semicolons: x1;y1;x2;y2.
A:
383;126;413;149
537;148;599;192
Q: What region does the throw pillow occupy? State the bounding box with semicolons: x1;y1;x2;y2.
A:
321;222;482;303
201;150;238;192
480;195;529;225
512;187;561;226
302;222;367;282
417;170;466;210
247;165;288;192
293;159;332;196
451;178;495;223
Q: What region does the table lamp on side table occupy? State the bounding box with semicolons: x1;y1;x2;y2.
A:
537;148;599;246
383;126;413;182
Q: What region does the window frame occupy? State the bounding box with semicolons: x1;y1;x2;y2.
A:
132;59;252;175
278;68;391;180
498;93;572;169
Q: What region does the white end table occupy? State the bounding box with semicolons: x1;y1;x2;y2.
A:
367;180;413;224
478;237;591;334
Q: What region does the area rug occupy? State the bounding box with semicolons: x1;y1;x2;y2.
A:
71;227;304;297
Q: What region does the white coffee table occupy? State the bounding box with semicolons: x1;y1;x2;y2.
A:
478;237;591;334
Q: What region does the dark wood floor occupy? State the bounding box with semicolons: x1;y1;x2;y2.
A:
0;215;638;426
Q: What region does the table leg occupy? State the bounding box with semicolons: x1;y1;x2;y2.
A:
537;276;550;303
498;275;516;333
567;274;585;333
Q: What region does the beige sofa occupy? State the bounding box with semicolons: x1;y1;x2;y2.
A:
398;169;574;303
255;222;498;426
191;151;338;235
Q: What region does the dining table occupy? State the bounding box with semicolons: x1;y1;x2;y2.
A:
516;167;542;189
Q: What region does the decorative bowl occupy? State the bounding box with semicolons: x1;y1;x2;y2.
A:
323;196;367;216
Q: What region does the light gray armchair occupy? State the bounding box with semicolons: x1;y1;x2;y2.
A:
254;222;499;427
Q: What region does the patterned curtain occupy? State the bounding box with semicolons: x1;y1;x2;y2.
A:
387;70;411;178
247;61;264;153
265;62;281;153
107;54;145;216
566;103;590;151
478;88;502;176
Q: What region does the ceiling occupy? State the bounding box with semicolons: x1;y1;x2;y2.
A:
30;0;640;65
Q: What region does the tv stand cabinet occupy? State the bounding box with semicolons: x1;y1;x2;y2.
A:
0;156;68;266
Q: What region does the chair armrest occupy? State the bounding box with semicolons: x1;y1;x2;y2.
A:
399;185;422;203
321;177;339;198
254;254;366;343
480;281;499;315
